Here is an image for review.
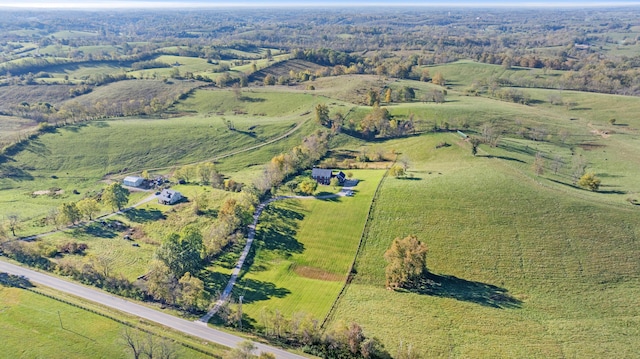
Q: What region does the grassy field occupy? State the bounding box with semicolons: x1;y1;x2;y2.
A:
3;57;640;358
329;132;640;357
222;170;384;323
425;60;565;90
0;112;300;225
0;281;222;359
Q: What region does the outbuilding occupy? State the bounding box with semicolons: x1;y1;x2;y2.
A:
123;176;144;187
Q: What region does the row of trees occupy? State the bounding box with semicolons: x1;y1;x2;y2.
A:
242;308;390;359
253;130;330;196
31;182;130;231
315;103;415;141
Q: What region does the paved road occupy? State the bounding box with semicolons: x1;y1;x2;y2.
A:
199;179;359;322
0;261;305;359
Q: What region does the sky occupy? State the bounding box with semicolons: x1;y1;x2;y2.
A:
1;0;640;9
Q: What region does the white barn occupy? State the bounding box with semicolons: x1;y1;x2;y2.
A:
158;189;183;205
123;176;144;187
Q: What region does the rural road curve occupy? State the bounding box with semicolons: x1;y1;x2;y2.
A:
0;261;306;359
200;180;358;322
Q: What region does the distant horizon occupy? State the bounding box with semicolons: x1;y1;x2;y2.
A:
2;0;640;10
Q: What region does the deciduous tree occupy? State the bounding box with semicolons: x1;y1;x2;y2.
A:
156;227;204;279
384;235;428;289
384;88;392;103
6;214;20;237
578;173;601;191
178;272;205;312
58;202;81;225
297;178;318;195
533;152;545;176
76;198;99;220
227;341;257;359
389;165;405;178
197;162;216;185
469;137;481;156
103;183;129;211
432;72;445;86
315;103;330;126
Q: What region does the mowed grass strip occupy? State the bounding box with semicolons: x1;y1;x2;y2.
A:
330;133;640;358
231;170;385;321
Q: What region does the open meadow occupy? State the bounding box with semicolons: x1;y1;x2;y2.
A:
2;35;640;358
329;131;640;357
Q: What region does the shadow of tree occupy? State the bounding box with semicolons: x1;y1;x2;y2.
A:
255;204;304;256
215;240;246;270
480;155;526;163
0;273;34;288
239;96;266;103
0;164;34;181
81;222;117;238
208;309;257;331
200;270;232;297
232;277;291;305
122;208;166;223
316;192;341;202
406;272;522;309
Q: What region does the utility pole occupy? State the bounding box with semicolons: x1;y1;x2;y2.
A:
238;295;243;330
57;311;64;329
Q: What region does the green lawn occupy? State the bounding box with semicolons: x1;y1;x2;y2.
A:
0;283;218;359
226;170;384;323
329;133;640;358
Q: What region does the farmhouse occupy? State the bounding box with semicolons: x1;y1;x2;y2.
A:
158;189;183;205
311;168;333;185
123;176;144;187
311;168;347;185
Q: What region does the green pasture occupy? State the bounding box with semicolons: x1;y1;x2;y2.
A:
329;133;640;358
49;30;98;39
0;282;220;358
0;113;298;226
229;170;384;322
425;60;564;89
62;64;125;80
310;74;390;104
174;88;322;118
155;55;224;73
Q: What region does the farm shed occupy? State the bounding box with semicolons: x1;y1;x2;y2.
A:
123;176;144;187
158;189;182;205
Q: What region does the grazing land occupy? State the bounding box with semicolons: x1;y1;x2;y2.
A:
329;132;640;357
1;5;640;358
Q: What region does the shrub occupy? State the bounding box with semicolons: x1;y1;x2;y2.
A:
58;241;89;255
